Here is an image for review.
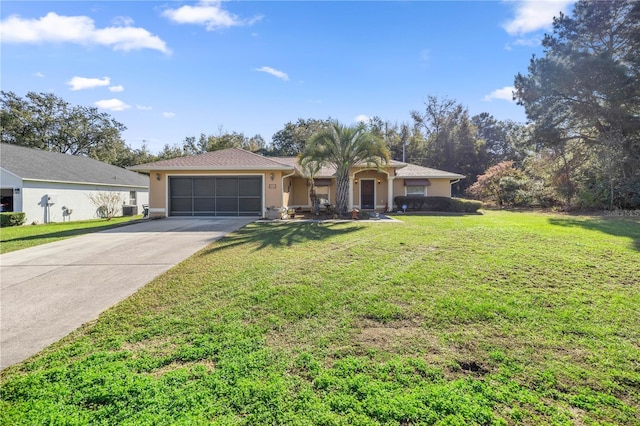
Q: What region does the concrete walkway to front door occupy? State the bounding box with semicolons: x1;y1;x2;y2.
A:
0;217;254;370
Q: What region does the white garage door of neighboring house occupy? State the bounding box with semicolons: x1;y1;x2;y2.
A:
169;176;262;217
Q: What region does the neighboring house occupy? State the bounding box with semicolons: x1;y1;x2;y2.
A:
1;144;149;224
129;148;464;218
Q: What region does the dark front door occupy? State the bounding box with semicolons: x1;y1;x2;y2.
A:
361;180;375;210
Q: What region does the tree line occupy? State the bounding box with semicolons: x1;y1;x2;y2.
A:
2;1;638;210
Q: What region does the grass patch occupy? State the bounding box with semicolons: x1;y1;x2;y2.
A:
1;211;639;424
0;216;143;253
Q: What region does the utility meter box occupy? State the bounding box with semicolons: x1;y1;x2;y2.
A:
47;194;58;205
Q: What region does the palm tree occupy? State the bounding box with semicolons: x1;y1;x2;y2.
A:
301;160;322;215
299;121;390;215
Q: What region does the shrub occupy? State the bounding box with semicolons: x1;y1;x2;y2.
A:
468;161;529;207
393;196;481;213
87;192;124;220
0;212;26;227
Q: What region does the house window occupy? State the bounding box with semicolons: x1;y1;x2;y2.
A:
316;187;330;205
406;185;426;196
129;191;137;205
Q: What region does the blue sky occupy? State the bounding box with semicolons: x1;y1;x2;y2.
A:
1;1;575;153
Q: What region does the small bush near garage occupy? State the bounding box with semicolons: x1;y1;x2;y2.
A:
0;212;26;227
394;196;482;213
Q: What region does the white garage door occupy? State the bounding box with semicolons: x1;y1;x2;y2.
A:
169;176;262;217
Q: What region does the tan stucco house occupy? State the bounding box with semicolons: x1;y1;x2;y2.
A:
129;148;464;218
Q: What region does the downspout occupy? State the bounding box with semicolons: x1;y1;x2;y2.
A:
450;179;461;198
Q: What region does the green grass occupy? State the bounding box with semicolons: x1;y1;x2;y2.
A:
0;216;143;253
1;211;639;425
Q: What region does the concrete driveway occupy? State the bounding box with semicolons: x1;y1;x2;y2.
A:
0;217;254;370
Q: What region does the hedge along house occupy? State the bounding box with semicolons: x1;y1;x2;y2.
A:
129;147;464;218
0;144;149;224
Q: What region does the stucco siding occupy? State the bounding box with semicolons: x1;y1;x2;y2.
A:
289;178;309;206
427;179;453;197
19;181;148;224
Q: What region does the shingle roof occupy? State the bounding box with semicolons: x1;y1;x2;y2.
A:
395;163;465;179
129;148;295;171
128;148;463;180
1;143;149;188
271;157;408;178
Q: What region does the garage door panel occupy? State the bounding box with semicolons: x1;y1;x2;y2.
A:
239;178;262;196
215;197;238;213
216;178;238;196
170;178;192;195
193;198;215;212
193;178;216;196
170;198;192;213
239;198;261;213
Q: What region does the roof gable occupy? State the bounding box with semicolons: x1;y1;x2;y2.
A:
130;148;295;171
0;144;149;187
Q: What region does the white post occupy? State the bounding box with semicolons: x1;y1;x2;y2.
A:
348;176;354;210
387;177;394;212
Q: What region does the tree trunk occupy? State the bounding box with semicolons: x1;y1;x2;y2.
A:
335;169;350;214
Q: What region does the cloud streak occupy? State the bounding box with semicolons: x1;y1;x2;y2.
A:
1;12;170;54
256;66;289;81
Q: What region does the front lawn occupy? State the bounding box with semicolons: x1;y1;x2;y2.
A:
0;216;143;253
1;211;638;424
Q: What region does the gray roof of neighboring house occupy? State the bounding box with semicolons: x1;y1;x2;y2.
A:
1;143;149;188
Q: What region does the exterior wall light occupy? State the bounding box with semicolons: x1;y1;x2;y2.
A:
270;172;275;181
155;173;160;181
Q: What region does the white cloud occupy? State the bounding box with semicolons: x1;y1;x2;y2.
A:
355;114;370;123
0;12;170;54
256;66;289;81
162;1;262;31
33;72;45;78
483;86;515;102
109;85;124;92
505;35;543;50
67;76;110;91
95;98;131;111
502;0;575;35
136;105;152;111
112;16;134;27
419;48;430;63
163;112;176;118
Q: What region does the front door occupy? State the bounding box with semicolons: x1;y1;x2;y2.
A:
360;180;375;210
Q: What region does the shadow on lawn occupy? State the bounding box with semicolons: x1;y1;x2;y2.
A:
203;221;363;253
547;217;640;251
0;222;136;245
